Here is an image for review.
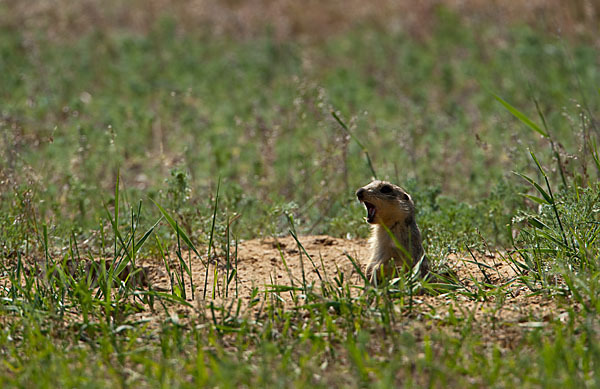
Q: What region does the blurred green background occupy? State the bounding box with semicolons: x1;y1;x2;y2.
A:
1;0;598;257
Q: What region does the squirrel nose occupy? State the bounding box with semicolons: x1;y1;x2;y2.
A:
356;188;365;200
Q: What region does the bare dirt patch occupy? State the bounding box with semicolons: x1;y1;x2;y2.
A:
138;235;570;337
146;235;369;305
2;235;569;345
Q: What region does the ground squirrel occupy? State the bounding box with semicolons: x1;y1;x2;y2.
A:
356;180;428;284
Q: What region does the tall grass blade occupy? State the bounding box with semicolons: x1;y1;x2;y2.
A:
345;253;368;285
521;194;550;206
204;177;221;300
513;172;552;204
134;217;163;254
494;94;548;137
534;99;567;187
151;199;206;267
331;110;378;179
175;224;187;300
529;150;571;250
114;170;119;258
289;230;323;282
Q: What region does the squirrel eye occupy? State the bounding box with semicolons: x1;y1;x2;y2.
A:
399;192;409;201
380;185;393;194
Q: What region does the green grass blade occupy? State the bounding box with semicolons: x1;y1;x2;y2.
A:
133;217;163;254
494;94;548;137
513;172;552;204
289;230;323;282
521;194;550;205
204;177;221;300
331;110;378;179
114;170;119;258
529;149;547;178
528;217;550;230
345;253;369;285
150;198;206;267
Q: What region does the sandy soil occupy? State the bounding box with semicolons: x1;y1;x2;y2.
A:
3;235;570;347
147;235;368;301
136;235;571;337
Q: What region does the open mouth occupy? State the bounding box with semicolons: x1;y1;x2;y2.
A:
363;201;376;223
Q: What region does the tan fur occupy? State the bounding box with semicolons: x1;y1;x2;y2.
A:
356;180;428;284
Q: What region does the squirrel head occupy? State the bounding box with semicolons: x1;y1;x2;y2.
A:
356;180;415;227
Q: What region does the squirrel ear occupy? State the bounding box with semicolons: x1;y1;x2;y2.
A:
380;184;393;194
